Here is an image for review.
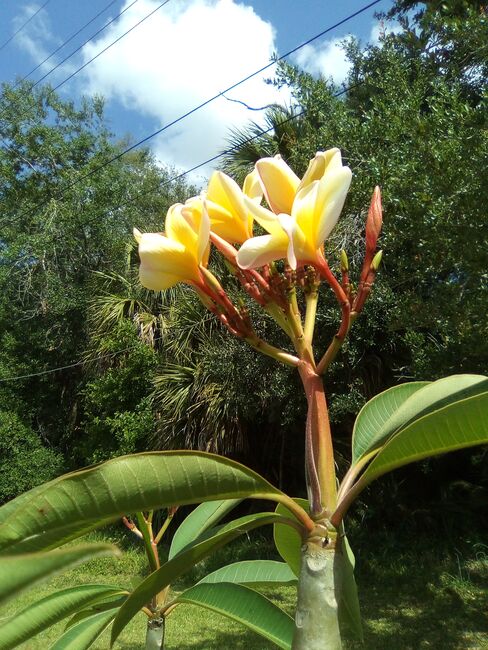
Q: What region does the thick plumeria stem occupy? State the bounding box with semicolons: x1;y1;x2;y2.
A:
292;536;344;650
298;363;337;518
145;617;165;650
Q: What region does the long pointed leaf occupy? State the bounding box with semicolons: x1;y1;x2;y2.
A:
359;389;488;486
352;382;429;462
49;608;118;650
0;585;125;650
174;583;294;649
0;544;119;607
273;498;309;577
111;512;293;646
353;375;487;466
169;498;242;559
0;451;285;554
339;538;363;641
197;560;297;587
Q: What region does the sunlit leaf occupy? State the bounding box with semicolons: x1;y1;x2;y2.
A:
0;545;119;607
111;512;294;645
175;583;294;649
0;584;125;650
169;498;242;559
0;451;285;554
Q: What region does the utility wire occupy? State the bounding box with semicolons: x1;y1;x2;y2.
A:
1;81;361;383
51;0;171;94
0;0;50;53
89;83;357;230
31;0;141;89
19;0;121;84
10;0;383;224
0;336;166;383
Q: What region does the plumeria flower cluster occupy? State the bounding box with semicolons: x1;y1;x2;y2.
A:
134;149;382;373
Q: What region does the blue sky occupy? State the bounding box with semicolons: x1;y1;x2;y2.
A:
0;0;394;181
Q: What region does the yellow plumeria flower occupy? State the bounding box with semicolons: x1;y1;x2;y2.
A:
236;149;352;270
186;170;262;244
134;201;209;290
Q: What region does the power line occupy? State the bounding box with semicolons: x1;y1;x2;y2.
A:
95;82;357;225
19;0;121;84
12;0;383;223
51;0;171;94
0;0;50;53
0;81;360;383
0;336;164;383
30;0;141;90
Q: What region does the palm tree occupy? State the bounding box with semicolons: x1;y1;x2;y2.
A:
221;104;309;184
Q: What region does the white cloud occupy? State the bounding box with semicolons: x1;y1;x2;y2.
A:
14;2;60;74
293;36;353;85
291;17;404;84
79;0;289;177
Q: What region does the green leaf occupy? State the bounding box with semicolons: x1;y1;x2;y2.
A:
273;498;308;577
0;451;285;554
0;544;119;607
64;595;128;630
359;387;488;486
0;585;125;650
198;560;297;587
352;382;429;463
353;375;488;466
339;537;363;641
111;512;294;646
49;608;118;650
169;498;242;559
174;583;294;649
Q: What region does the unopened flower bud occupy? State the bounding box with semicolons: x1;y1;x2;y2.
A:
371;250;383;271
340;250;349;272
199;266;223;293
366;186;383;253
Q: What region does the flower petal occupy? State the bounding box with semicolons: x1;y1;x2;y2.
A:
198;199;210;265
292;181;320;246
137;232;198;289
315;166;352;246
243;169;263;202
165;203;198;254
209;172;247;220
277;213;298;270
236;233;288;270
297;149;340;191
255;154;300;215
243;195;284;237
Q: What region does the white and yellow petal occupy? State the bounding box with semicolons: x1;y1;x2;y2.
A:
297;148;340;191
314;165;352;247
137;232;198;290
236;233;288;270
243;168;263;203
255;154;300;215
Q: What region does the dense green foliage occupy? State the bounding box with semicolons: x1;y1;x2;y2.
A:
0;410;62;502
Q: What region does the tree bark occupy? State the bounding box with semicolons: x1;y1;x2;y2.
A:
145;617;165;650
292;542;343;650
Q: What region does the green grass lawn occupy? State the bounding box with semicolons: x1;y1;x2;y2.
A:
1;530;486;649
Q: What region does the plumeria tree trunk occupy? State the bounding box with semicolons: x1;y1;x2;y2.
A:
145;618;165;650
293;367;344;650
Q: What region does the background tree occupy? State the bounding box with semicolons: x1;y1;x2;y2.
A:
0;81;193;496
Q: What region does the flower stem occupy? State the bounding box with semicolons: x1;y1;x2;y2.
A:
298;363;337;517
